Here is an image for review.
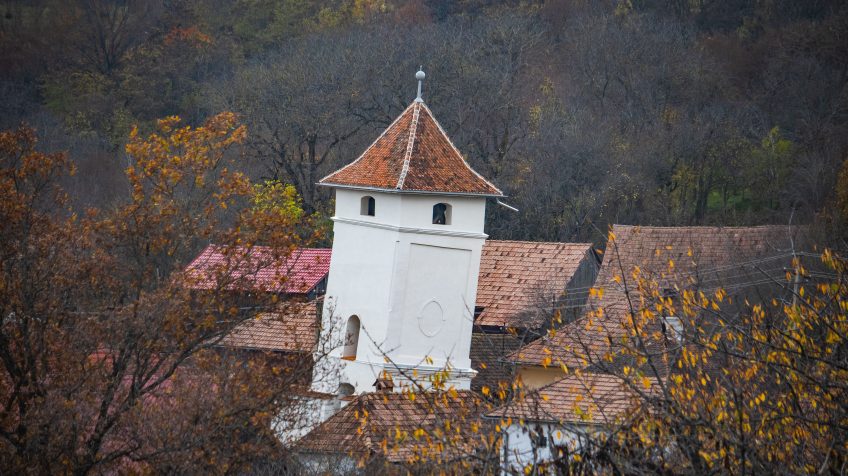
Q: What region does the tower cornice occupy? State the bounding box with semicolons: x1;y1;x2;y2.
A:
332;216;489;240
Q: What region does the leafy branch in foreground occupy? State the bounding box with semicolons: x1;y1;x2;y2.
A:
0;116;326;474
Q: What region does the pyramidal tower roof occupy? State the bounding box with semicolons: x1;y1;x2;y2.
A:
319;75;502;197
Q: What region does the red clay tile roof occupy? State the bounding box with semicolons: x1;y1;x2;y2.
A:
487;372;659;425
476;240;594;328
185;245;330;294
510;225;798;367
595;224;796;288
185;240;595;330
296;390;491;463
509;299;636;369
319;102;502;196
220;301;320;353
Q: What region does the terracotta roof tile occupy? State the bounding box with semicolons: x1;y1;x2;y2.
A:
220;301;320;353
487;373;659;425
320;102;502;196
296;391;490;462
185;245;330;294
476;241;594;328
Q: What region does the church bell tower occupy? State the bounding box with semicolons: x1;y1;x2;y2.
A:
314;70;503;395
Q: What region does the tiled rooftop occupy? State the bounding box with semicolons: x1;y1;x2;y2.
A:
296;390;490;462
509;299;636;368
487;372;659;425
510;224;797;367
476;240;594;328
220;301;320;353
319;101;502;196
595;224;795;288
185;245;330;294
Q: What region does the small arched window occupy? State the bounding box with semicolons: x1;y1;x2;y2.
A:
360;196;375;216
342;315;360;361
432;203;451;225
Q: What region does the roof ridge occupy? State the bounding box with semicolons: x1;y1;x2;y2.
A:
396;102;421;189
318;103;415;185
612;224;792;232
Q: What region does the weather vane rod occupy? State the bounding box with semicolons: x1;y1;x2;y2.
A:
415;67;425;102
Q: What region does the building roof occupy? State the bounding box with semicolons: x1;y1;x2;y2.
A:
220;301;320;353
296;390;491;463
508;300;636;369
476;240;594;328
185;239;596;331
319;101;502;197
595;224;796;288
185;245;331;294
510;224;798;367
469;332;525;393
487;372;659;425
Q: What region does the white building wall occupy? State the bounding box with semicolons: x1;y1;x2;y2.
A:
312;188;487;395
501;422;584;474
273;396;333;446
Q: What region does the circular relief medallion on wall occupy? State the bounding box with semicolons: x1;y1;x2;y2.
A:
418;299;445;337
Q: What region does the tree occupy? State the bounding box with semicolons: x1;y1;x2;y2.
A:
0;115;326;474
207;32;373;214
489;229;848;474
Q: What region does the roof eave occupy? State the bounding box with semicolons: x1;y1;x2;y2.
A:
317;181;505;198
482;413;560;424
482;413;604;428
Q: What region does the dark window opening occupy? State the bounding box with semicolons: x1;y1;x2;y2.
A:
337;383;354;398
474;306;485;320
661;287;678;299
360;196;375;216
432;203;451;225
532;428;548;447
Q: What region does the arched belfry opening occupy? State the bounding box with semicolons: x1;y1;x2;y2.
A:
360;196;375;216
342;315;360;361
432;203;451;225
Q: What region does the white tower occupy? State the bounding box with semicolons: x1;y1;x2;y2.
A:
313;70;503;395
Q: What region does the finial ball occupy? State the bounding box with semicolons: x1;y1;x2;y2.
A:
415;70;426;81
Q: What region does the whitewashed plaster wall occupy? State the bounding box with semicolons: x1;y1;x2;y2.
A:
312;188;487;395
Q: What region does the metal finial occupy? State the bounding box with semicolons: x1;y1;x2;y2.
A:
415;67;425;102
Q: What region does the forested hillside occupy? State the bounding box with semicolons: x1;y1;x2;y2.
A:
2;0;847;244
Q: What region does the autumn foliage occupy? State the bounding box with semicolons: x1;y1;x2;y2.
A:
0;116;321;474
488;232;848;475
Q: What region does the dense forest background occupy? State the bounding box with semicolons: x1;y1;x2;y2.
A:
2;0;847;245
